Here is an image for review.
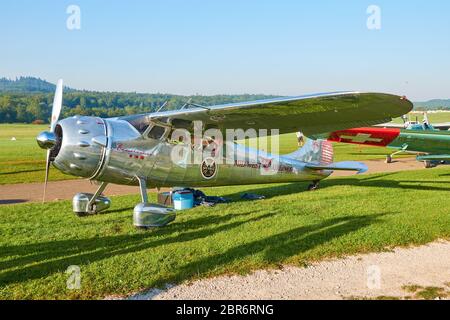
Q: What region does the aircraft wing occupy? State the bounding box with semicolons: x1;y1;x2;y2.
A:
145;92;412;136
432;123;450;130
375;122;450;130
374;122;405;129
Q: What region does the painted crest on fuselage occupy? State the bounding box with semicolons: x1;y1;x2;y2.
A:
201;157;217;179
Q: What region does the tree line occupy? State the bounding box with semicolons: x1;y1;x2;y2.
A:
0;92;276;124
0;77;61;93
414;106;450;112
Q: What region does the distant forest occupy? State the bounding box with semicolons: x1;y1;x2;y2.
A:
0;77;275;123
0;77;449;123
414;100;450;111
0;77;72;93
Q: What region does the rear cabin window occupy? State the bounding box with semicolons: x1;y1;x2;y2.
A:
147;125;166;140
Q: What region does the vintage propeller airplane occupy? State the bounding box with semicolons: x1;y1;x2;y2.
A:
325;126;450;168
37;80;412;227
377;113;450;131
373;113;450;163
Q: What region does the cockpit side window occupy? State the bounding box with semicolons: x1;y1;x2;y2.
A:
147;125;167;140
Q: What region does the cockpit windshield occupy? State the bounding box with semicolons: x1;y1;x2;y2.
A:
121;114;151;134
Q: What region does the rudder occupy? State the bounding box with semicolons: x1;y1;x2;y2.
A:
286;139;334;165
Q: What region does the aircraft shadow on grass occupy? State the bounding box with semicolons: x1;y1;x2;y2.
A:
438;173;450;177
221;173;450;202
0;210;276;286
0;169;43;176
324;177;450;192
0;210;388;290
0;199;27;205
157;213;389;287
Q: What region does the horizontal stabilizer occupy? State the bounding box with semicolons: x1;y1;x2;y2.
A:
305;161;368;174
416;154;450;161
432;123;450;130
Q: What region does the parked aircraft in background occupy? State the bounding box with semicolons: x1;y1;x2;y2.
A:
351;113;450;163
325;126;450;168
378;113;450;131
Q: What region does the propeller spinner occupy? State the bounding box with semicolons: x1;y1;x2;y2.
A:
37;79;64;203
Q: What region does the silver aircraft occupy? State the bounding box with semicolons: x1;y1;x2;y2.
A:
37;80;413;227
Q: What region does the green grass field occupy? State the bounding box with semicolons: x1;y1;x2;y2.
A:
0;168;449;299
0;124;402;185
0;124;76;185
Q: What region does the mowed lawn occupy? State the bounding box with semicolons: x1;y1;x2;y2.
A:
0;168;449;299
0;123;408;185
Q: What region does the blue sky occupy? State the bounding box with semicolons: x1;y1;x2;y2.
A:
1;0;449;100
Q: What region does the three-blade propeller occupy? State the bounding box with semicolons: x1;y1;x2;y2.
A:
39;79;63;203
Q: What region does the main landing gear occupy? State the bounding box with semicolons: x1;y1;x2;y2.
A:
72;178;176;228
385;155;393;164
386;144;409;164
72;182;111;217
132;177;176;229
307;180;320;191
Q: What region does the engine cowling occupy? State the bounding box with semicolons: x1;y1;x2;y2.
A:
52;116;108;179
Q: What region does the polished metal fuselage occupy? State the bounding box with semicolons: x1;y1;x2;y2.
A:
53;116;331;188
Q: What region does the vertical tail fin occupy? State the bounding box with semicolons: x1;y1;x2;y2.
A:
286;139;334;164
290;139;367;174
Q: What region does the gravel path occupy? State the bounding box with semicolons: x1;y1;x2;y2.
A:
0;157;425;205
128;240;450;300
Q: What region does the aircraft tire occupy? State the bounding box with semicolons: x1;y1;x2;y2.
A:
75;212;89;217
424;161;434;169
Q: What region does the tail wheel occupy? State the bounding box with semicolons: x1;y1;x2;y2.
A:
307;181;320;191
424;161;435;169
385;155;393;164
